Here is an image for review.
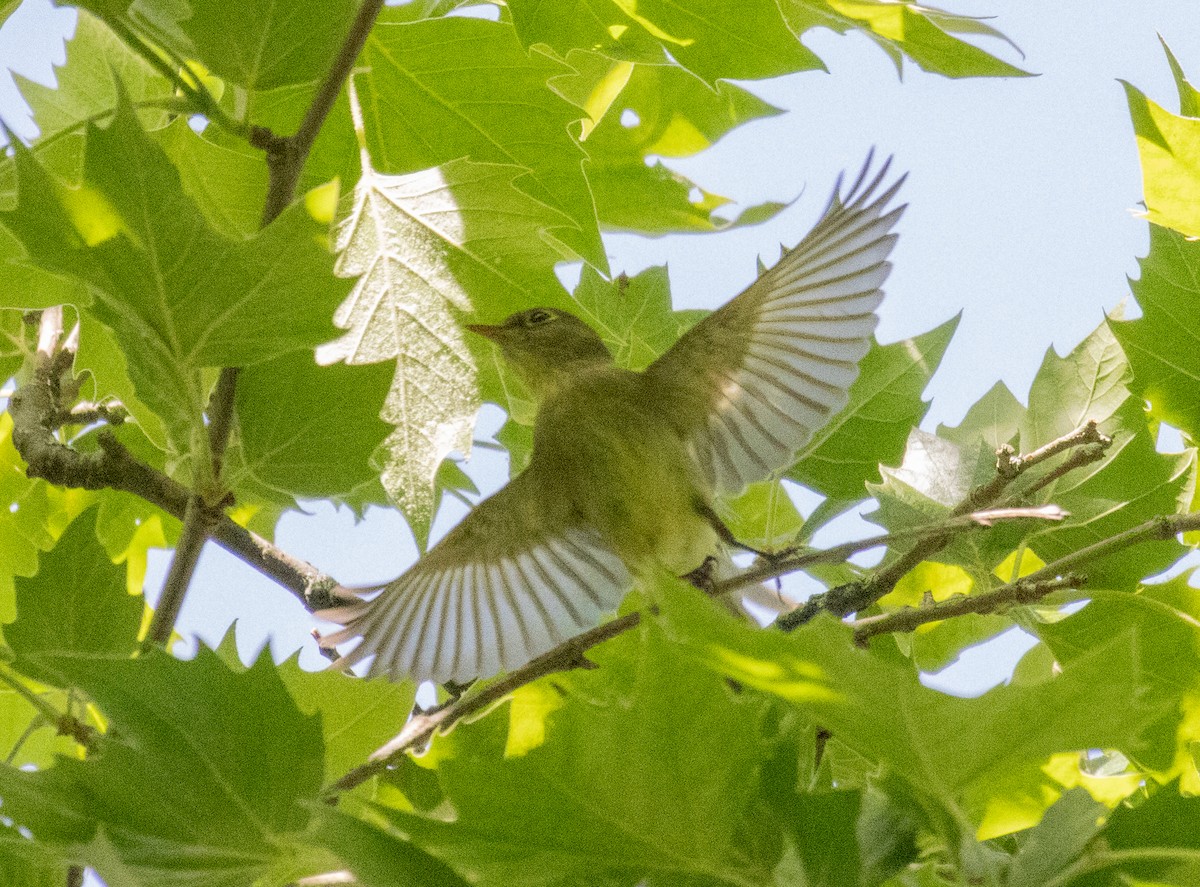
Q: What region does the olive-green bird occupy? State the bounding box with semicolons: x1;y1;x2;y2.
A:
318;156;905;683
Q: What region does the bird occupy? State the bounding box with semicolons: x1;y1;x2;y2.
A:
317;155;906;684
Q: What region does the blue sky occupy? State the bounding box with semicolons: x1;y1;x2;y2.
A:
3;2;1200;705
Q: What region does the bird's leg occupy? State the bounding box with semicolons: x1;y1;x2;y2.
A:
695;501;797;565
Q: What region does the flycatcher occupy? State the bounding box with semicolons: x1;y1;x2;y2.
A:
318;156;905;683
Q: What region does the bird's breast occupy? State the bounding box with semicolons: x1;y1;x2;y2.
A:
529;368;716;575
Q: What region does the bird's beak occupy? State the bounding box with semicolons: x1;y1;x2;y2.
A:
466;323;505;342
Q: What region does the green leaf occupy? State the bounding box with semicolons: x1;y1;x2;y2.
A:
13;11;172;168
792;315;959;502
1111;225;1200;440
1160;36;1200;118
313;806;472;887
276;648;415;784
718;479;805;551
1068;783;1200;886
777;0;1030;79
0;99;348;450
358;14;605;269
135;0;360;90
1123;81;1200;238
508;0;822;84
3;507;141;685
235;351;392;501
381;612;783;885
1030;573;1200;773
557;57;788;234
1020;323;1191;588
0;822;68;887
1005;789;1108;887
570;265;687;370
663;586;1175;833
506;0;668;64
0;308;30;383
316;157;574;546
0;645;324;885
156;118;269;238
938;379;1024;451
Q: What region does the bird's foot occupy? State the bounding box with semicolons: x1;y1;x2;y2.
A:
682;555;720;592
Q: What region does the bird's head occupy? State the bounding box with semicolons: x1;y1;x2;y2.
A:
468;307;613;399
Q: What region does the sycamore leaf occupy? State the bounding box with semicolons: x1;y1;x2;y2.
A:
275;646;415;784
1160;37;1200;118
316;157;573;547
0;99;348;451
568;58;787;235
507;0;821;84
1030;571;1200;781
0;644;324;886
235;350;393;502
0;309;29;383
570;264;685;370
778;0;1030;78
126;0;359;91
1110;225;1200;440
156;118;269;238
0;822;67;886
13;11;172;174
1019;324;1191;588
313;807;472;887
378;610;782;886
1124;81;1200;238
791;315;959;502
663;587;1175;836
357;13;606;270
1076;783;1200;885
938;379;1025;451
3;508;142;686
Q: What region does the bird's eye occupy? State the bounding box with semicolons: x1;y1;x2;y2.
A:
524;309;555;327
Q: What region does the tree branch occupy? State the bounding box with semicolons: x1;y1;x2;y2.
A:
259;0;385;225
9;379;355;610
777;422;1112;631
141;0;386;642
324;612;643;797
851;574;1086;642
850;510;1200;641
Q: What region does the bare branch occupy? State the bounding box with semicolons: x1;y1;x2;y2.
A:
9;381;354;610
712;505;1067;598
260;0;385;224
324;613;643;797
777;422;1113;631
851;574;1086;642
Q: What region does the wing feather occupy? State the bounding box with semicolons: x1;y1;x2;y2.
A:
647;153;905;494
316;470;632;684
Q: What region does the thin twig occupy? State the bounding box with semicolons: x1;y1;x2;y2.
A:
777;422;1113;631
851;574;1086;642
146;495;214;646
325;613;642;797
712;505;1066;599
0;664;99;752
259;0;385;224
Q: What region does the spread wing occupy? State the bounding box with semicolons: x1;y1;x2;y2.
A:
316;469;632;684
647;154;905;495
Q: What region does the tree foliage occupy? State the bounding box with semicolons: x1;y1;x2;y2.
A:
1;2;1199;886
